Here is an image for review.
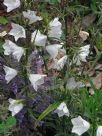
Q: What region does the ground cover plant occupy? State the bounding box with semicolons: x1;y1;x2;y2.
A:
0;0;102;136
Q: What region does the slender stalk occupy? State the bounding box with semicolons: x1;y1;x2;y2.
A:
61;0;69;51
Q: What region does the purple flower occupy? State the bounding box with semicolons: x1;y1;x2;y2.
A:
0;74;5;82
39;121;45;127
11;83;18;95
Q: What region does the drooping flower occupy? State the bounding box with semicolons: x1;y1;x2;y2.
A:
96;126;102;136
4;66;18;83
31;30;47;46
46;44;62;59
52;55;67;70
3;0;20;12
73;45;90;65
71;116;90;136
48;17;62;39
3;40;25;62
79;31;89;41
23;10;42;24
66;77;84;90
29;74;46;91
8;23;26;41
55;102;69;117
8;98;23;116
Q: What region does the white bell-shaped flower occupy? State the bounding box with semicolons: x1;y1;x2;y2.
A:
52;55;67;70
55;102;69;117
4;66;18;83
73;45;90;65
71;116;90;136
3;0;20;12
23;10;42;24
46;44;62;59
3;40;25;62
66;77;84;90
9;23;26;41
29;74;46;91
31;30;47;46
48;17;62;39
96;126;102;136
8;98;23;116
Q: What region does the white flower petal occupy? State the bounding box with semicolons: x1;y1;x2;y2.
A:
53;55;67;70
9;23;26;41
3;0;20;12
4;66;18;83
46;44;62;59
73;45;90;65
14;103;23;114
12;111;17;116
96;126;102;136
3;40;25;62
66;77;84;90
31;30;47;46
71;116;90;136
8;98;23;116
23;10;42;24
29;74;46;91
55;102;69;117
8;98;16;104
48;17;62;39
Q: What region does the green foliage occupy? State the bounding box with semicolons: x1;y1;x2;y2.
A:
35;101;61;128
0;17;8;25
0;116;16;134
50;0;58;4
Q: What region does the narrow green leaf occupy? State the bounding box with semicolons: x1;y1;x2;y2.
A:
35;101;61;128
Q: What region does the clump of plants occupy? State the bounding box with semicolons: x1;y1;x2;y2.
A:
0;0;102;136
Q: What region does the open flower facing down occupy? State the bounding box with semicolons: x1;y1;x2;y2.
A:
3;0;20;12
71;116;90;136
48;17;62;39
46;44;62;59
73;45;90;65
52;55;67;70
31;30;47;46
29;74;46;91
8;98;23;116
3;40;25;62
9;23;26;41
55;102;69;117
23;10;42;24
66;77;84;90
96;126;102;136
4;66;18;84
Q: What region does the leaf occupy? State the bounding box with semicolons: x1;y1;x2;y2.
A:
50;0;57;4
0;116;16;134
35;101;61;128
0;16;8;25
97;16;102;25
6;116;16;128
0;122;6;133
